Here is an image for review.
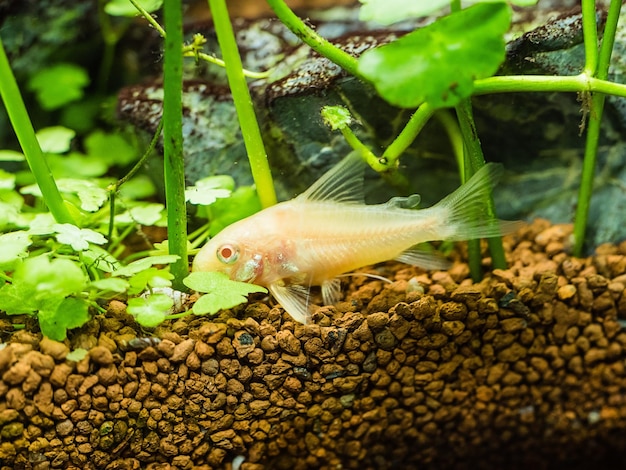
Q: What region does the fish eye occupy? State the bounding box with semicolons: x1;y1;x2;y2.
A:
217;244;239;264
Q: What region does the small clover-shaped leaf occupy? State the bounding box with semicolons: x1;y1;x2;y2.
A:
27;213;57;235
359;0;448;25
36;126;76;153
53;224;107;251
321;106;352;131
112;255;179;278
116;203;166;226
184;272;267;316
84;130;138;167
38;297;91;341
21;179;109;212
0;169;16;190
127;268;173;296
81;246;122;273
0;256;88;316
0;231;32;271
357;2;511;109
90;277;130;293
127;294;173;328
0;150;25;161
28;64;90;110
105;0;163;17
185;175;234;206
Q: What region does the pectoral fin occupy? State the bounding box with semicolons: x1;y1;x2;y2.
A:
268;282;312;324
395;247;452;270
321;278;342;306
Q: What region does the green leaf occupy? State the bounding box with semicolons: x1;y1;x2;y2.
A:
53;224;108;251
84;130;138;167
105;0;163;17
115;203;166;226
36;126;76;154
359;0;448;25
82;246;122;273
118;175;157;200
127;294;173;328
47;153;109;178
66;348;89;362
357;2;511;109
0;169;16;190
185;175;234;206
21;179;109;212
0;231;32;271
0;150;25;161
0;256;87;315
112;255;179;278
38;297;91;341
90;277;130;293
27;64;90;110
321;106;352;131
184;272;266;316
127;268;173;296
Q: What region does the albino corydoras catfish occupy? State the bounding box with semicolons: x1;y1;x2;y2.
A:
193;152;521;323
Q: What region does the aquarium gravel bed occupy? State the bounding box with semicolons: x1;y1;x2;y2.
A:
1;219;626;470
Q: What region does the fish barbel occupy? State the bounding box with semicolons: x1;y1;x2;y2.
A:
193;152;522;323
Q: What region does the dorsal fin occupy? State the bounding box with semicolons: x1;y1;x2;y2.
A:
296;151;366;204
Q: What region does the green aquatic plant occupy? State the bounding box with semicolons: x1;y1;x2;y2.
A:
268;0;626;266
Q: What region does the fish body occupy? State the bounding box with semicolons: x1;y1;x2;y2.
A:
193;153;521;323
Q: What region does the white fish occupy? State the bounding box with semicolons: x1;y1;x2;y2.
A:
193;152;522;323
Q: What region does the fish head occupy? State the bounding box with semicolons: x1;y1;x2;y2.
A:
192;221;265;284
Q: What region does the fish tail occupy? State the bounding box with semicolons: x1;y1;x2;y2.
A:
433;163;524;241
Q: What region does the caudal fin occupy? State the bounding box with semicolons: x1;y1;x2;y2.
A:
434;163;524;241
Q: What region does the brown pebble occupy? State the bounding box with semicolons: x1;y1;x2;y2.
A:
89;346;114;365
39;337;69;360
170;338;195;362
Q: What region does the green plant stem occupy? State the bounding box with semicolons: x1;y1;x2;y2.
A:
382;103;435;166
209;0;277;208
581;0;599;75
573;0;622;256
434;110;464;171
0;37;75;225
162;0;188;288
337;126;385;171
265;0;363;80
474;74;626;96
455;101;507;278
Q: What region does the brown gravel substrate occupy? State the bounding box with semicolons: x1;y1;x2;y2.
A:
2;219;626;470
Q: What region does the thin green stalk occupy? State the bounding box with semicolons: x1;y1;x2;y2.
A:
474;73;626;96
382;102;435;166
265;0;363;80
581;0;599;75
434;110;464;172
162;0;188;287
573;0;622;256
455;101;507;279
107;119;164;243
209;0;277;208
0;37;75;225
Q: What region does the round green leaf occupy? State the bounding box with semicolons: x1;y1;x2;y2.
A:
357;2;511;109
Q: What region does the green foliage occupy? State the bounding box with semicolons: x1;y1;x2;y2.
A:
358;0;537;25
0;256;89;340
184;272;267;316
105;0;163;17
358;2;511;109
27;64;90;110
127;294;173;328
